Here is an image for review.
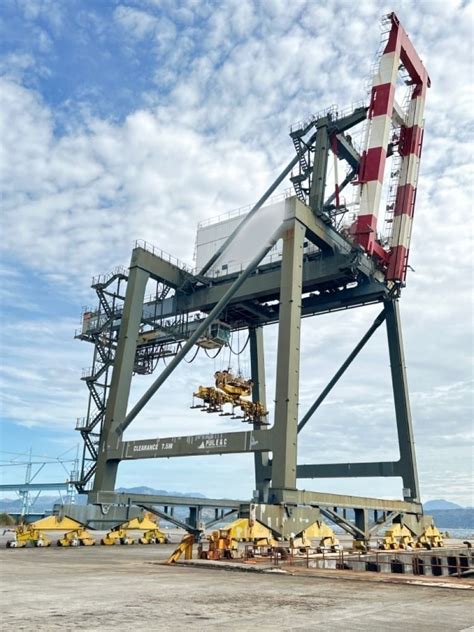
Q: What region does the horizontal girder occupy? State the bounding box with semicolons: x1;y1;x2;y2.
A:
0;482;70;492
88;490;242;509
266;488;422;514
87;488;421;518
296;461;400;478
107;429;272;461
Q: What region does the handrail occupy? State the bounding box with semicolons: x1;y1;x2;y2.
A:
196;189;293;230
91;265;128;286
290;101;367;134
134;240;194;273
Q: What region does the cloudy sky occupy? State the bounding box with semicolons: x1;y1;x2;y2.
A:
0;0;472;506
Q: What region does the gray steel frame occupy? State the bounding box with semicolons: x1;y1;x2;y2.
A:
87;192;423;540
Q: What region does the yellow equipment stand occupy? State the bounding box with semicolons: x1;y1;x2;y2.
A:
380;522;444;550
416;524;444;549
57;527;96;547
166;534;194;563
101;514;168;545
379;524;415;550
101;528;135;546
5;524;51;548
196;518;340;560
5;515;96;548
297;520;340;551
218;518;274;545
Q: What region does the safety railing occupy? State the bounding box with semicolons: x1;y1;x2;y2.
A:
75;417;87;430
204;239;319;279
134;240;194;273
91;265;128;287
289;100;367;134
262;546;473;578
196;189;293;230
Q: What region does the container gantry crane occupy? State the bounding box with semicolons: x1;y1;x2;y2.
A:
70;13;439;546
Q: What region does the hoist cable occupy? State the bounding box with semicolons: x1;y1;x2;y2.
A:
204;346;223;359
184;345;200;363
228;332;250;355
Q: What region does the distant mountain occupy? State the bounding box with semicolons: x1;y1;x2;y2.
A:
428;508;474;530
116;486;206;498
0;494;87;514
0;486;207;514
424;499;463;511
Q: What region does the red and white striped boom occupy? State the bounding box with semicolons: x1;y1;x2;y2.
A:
352;13;430;283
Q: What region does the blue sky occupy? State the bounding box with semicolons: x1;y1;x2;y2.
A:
0;0;472;505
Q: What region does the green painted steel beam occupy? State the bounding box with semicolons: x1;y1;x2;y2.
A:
267;488;422;513
88;490;242;509
181;252;365;313
93;262;150;492
133;247;186;287
249;326;271;502
384;298;420;502
271;218;306;490
309;123;330;215
296;461;400;478
108;429;273;460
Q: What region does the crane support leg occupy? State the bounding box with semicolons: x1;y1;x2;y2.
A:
385;298;420;502
93;261;150;492
249;326;270;502
270;219;306;496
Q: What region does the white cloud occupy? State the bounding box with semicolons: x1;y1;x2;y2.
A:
114;6;162;40
0;315;90;430
0;78;271;290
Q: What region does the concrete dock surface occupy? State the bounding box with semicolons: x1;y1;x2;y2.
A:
0;535;473;631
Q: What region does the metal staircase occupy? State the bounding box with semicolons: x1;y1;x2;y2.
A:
74;268;128;491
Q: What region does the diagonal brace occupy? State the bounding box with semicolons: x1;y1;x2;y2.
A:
368;511;400;535
199;157;300;277
115;225;284;435
298;308;386;433
320;507;366;540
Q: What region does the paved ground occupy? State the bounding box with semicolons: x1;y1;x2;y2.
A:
0;535;473;631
